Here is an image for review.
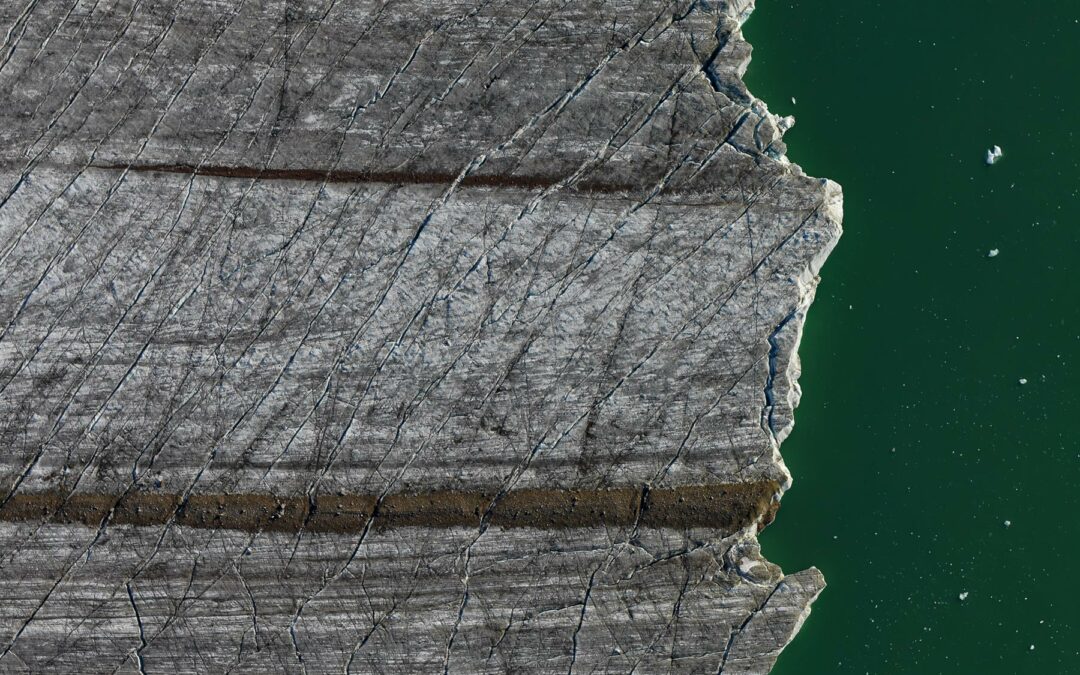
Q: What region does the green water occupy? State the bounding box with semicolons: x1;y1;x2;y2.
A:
743;2;1080;673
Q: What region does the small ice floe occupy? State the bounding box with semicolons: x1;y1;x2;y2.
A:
791;96;797;105
1030;644;1036;651
958;591;969;602
986;145;1004;165
1004;520;1012;528
1018;378;1028;385
987;249;999;258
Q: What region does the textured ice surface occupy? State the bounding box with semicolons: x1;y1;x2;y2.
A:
0;1;840;672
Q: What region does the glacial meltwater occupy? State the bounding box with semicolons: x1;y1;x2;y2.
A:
744;2;1080;673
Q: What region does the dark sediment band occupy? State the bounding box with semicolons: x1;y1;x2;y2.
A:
92;163;638;193
0;481;780;534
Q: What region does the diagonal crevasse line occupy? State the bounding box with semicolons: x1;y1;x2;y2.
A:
717;578;785;674
761;307;800;442
125;581;149;675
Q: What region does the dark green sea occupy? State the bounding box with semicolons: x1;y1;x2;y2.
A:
742;2;1080;673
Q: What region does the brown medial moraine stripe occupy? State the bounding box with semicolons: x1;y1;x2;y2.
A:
0;481;780;534
93;163;639;193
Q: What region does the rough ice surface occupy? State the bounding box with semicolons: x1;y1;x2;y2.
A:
0;1;841;672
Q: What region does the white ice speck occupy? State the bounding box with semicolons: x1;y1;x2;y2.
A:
1030;644;1035;651
986;145;1003;165
987;249;999;258
1004;520;1011;528
958;591;969;601
1019;378;1028;385
791;96;797;105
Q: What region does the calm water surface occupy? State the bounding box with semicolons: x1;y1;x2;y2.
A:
742;2;1080;673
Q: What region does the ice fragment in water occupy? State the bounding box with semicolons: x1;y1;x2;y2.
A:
958;592;969;601
987;249;999;258
985;145;1003;165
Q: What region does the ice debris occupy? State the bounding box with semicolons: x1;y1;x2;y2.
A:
985;145;1003;165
